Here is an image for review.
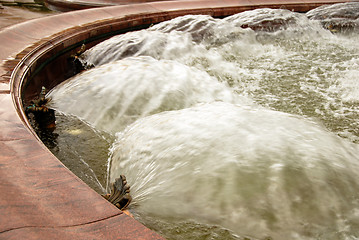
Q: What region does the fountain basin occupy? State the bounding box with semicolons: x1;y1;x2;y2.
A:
0;0;352;239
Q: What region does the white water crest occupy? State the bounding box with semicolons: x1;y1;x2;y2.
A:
79;30;200;67
224;7;326;33
148;14;253;45
109;102;359;240
306;2;359;33
47;56;246;133
306;2;359;20
78;14;256;68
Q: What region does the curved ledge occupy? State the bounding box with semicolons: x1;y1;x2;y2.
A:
44;0;179;12
0;0;351;238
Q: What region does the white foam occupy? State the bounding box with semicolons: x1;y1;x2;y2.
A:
47;56;249;134
110;102;359;240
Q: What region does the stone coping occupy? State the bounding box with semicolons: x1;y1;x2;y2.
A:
44;0;184;12
0;0;351;239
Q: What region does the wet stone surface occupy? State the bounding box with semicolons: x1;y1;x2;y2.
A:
0;3;55;29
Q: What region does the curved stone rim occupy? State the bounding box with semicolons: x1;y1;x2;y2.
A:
0;0;351;238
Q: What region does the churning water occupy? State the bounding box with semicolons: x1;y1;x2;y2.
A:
46;3;359;240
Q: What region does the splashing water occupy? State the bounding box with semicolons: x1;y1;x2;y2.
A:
47;56;246;133
306;2;359;33
75;7;359;142
109;102;359;240
46;3;359;240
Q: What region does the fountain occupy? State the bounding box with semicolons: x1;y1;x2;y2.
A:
0;0;357;239
44;3;359;239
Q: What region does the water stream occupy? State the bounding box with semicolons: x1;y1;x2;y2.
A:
45;3;359;239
